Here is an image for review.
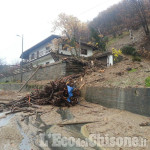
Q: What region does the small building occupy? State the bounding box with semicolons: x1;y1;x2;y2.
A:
21;35;97;67
90;51;113;67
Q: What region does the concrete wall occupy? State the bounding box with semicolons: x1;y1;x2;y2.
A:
107;55;113;67
0;61;66;82
84;86;150;117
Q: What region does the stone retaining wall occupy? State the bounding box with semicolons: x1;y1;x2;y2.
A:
0;61;66;82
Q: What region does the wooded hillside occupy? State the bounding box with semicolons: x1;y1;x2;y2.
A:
89;0;150;37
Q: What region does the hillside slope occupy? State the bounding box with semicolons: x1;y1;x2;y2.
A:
107;27;149;52
82;56;150;88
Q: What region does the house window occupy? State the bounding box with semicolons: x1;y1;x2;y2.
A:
81;49;87;55
37;51;39;58
62;44;67;51
31;53;35;60
46;46;50;50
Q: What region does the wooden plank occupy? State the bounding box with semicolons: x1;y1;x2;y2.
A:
18;66;41;92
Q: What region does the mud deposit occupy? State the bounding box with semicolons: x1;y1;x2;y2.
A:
0;101;150;150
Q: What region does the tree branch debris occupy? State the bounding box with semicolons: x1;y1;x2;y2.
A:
0;74;81;114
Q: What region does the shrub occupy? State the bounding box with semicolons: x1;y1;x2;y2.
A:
132;56;141;62
103;36;109;43
145;77;150;87
112;48;122;61
121;46;136;56
128;68;137;73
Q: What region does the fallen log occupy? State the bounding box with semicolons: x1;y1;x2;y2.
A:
58;120;100;126
18;66;41;92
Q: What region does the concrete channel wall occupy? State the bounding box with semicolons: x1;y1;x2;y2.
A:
84;86;150;117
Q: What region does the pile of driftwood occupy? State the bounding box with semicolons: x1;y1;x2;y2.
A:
1;74;81;113
62;57;89;66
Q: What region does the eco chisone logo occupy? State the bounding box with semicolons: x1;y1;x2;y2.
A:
36;133;147;148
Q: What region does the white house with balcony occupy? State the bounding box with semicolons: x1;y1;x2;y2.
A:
21;35;98;67
21;34;113;67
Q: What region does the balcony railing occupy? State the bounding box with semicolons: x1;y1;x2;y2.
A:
29;50;51;61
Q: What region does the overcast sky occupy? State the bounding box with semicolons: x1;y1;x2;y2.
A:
0;0;122;64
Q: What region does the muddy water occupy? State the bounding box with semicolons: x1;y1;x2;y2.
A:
33;108;101;150
31;110;83;150
0;112;31;150
57;108;74;120
17;121;31;150
0;109;101;150
55;108;101;150
0;112;14;127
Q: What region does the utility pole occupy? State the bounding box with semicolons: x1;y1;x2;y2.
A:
17;34;24;82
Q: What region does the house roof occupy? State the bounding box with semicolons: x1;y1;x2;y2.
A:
94;51;112;58
88;51;112;60
21;34;61;59
61;37;97;50
80;42;98;50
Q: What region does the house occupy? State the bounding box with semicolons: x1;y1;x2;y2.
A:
21;34;113;67
21;35;60;67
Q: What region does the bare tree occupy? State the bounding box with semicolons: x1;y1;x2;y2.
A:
131;0;150;36
52;13;90;57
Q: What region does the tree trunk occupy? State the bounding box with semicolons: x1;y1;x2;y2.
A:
132;0;150;36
